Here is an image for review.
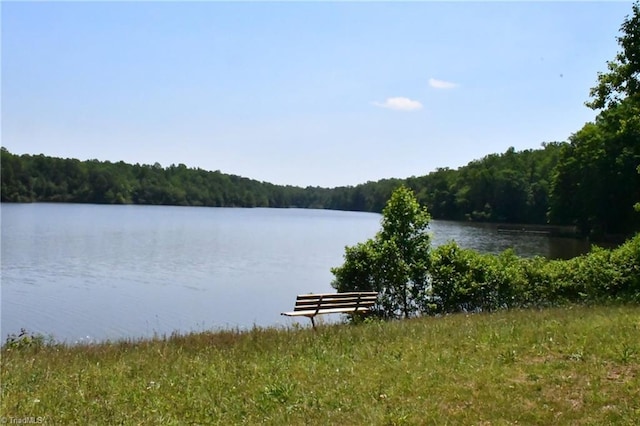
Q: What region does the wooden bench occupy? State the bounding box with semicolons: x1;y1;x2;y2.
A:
281;292;378;328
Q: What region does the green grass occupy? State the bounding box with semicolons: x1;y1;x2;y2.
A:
2;305;639;425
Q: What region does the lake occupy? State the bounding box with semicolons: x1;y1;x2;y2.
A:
1;203;590;343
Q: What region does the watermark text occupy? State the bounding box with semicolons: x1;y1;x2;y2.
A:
0;417;46;424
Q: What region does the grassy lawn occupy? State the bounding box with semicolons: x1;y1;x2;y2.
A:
2;305;639;425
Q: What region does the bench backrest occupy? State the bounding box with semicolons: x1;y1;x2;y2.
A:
293;292;378;313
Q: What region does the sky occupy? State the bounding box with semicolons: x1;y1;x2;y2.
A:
1;1;635;188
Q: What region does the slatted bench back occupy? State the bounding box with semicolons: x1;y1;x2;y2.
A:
281;292;378;328
292;292;378;315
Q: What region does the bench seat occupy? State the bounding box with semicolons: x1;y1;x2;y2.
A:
281;306;373;317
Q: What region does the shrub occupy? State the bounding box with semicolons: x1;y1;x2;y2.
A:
4;328;51;351
429;234;640;314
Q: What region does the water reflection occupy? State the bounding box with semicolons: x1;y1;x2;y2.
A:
430;220;591;260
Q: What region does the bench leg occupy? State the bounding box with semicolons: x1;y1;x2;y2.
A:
310;316;316;329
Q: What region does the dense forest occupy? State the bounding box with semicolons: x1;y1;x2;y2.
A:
2;2;640;239
0;143;564;225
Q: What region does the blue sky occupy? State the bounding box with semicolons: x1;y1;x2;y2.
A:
1;1;633;188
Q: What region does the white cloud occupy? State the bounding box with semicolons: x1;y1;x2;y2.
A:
428;78;459;89
372;97;423;111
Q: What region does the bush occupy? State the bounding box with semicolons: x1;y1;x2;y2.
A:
428;234;640;314
4;328;51;351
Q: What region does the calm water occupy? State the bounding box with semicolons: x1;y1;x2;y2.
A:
1;203;590;343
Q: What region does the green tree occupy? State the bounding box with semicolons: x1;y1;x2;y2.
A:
586;1;640;110
331;186;431;319
550;2;640;237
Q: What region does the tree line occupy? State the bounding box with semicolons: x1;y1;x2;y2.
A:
0;148;394;211
0;143;563;223
0;130;634;237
